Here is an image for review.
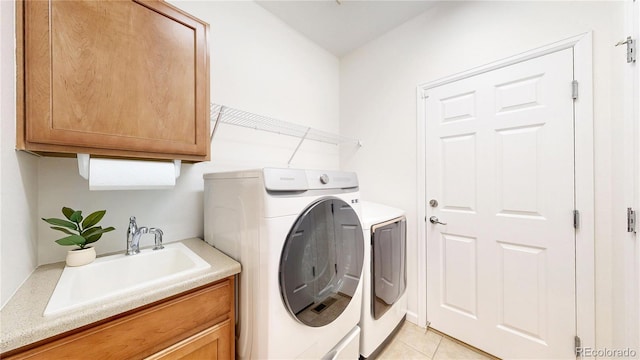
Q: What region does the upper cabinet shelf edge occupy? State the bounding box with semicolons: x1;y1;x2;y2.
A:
17;0;210;162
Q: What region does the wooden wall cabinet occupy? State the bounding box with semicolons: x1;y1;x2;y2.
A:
17;0;210;162
2;277;234;360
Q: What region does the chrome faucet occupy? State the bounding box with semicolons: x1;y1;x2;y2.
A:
126;217;164;255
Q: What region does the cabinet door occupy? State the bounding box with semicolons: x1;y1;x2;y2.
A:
22;0;210;161
145;319;233;360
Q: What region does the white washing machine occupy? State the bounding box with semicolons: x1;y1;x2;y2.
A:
204;168;365;359
359;201;407;359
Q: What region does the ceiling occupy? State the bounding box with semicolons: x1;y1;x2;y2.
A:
255;0;436;57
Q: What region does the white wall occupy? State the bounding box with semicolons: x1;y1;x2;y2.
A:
339;0;625;350
0;0;40;308
35;1;340;265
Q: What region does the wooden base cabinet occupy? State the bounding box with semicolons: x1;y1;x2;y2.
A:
2;277;235;360
17;0;210;162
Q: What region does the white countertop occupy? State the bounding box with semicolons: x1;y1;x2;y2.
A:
0;238;241;354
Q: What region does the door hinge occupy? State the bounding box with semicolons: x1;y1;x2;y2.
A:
573;210;580;229
628;208;636;233
575;335;582;357
571;80;579;100
421;92;429;100
615;36;636;63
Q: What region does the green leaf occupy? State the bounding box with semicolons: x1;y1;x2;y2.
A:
69;210;83;224
55;235;86;247
85;233;103;244
83;226;115;244
82;210;106;229
81;226;102;237
50;226;75;235
84;226;115;237
61;207;75;221
42;218;77;230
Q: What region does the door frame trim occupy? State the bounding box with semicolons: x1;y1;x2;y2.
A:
415;32;595;349
629;0;640;352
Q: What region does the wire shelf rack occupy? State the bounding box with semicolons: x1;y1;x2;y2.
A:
209;104;360;146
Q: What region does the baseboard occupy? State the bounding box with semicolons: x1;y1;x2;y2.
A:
405;310;419;325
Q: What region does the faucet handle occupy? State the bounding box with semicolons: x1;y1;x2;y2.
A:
150;228;164;250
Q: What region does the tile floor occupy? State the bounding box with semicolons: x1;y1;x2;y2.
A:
377;321;499;360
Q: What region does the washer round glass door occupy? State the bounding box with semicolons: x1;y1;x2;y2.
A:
279;198;364;327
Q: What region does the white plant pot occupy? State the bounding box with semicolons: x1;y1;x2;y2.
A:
66;247;96;267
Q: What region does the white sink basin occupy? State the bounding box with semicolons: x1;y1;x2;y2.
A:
44;242;211;316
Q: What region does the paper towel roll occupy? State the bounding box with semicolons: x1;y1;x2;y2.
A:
89;158;176;191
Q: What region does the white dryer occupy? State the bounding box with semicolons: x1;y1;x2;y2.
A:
204;168;365;359
359;201;407;358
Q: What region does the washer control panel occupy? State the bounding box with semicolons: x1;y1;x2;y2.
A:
263;168;358;191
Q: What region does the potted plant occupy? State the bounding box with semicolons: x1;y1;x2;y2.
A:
42;207;115;267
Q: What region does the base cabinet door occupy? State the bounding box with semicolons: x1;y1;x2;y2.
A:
146;319;232;360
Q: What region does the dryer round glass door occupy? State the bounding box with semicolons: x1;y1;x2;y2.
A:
279;198;364;327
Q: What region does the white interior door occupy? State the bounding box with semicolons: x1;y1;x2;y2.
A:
425;48;576;359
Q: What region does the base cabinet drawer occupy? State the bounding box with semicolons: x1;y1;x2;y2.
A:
146;319;232;360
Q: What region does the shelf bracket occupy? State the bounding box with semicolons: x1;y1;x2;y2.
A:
287;128;310;167
210;105;224;141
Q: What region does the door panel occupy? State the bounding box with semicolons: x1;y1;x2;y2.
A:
497;242;547;342
426;48;575;358
441;233;477;318
496;125;545;217
441;134;476;212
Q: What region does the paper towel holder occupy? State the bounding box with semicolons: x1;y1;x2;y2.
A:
77;154;182;180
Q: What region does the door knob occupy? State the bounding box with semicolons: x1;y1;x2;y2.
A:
429;216;447;225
